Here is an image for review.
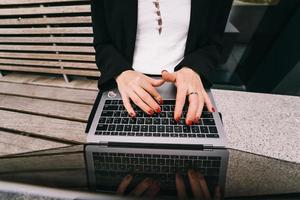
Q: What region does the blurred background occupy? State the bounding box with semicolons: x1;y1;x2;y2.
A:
0;0;299;96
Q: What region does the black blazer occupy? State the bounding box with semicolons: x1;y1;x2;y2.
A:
91;0;233;89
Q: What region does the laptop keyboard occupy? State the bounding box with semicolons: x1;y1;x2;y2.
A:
96;100;219;138
93;152;221;189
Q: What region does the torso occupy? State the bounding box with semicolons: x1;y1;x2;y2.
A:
132;0;191;75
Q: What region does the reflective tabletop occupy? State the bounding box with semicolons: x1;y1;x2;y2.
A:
0;144;299;200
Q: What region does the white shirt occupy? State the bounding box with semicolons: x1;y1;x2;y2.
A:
132;0;191;75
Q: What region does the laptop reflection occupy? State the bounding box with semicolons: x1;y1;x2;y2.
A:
85;144;229;199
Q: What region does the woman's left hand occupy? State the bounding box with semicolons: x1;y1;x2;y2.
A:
162;67;215;125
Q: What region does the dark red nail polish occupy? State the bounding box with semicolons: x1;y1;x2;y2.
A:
148;110;154;115
129;112;136;117
187;120;192;126
212;107;216;112
156;107;161;113
159;99;163;105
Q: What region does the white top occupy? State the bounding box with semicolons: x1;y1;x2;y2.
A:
132;0;191;75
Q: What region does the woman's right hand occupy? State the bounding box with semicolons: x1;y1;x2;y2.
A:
115;70;165;117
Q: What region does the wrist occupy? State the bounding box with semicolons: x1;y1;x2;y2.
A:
115;70;133;82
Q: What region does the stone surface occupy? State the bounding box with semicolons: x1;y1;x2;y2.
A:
212;89;300;163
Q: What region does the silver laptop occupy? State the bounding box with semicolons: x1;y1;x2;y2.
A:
84;144;229;198
87;80;227;148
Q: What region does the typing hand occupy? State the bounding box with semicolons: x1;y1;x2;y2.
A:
176;170;221;200
161;68;214;125
116;70;165;117
117;175;160;197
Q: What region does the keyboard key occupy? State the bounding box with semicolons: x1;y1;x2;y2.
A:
179;134;187;137
170;119;177;125
95;131;102;135
157;126;165;132
153;133;161;137
145;133;152;137
141;125;148;132
166;126;173;132
121;111;128;117
162;119;169;125
145;118;152;124
191;126;200;133
149;125;156;132
113;118;121;124
103;105;118;110
118;132;126;136
124;125;132;131
116;125;124;131
159;112;166;118
137;118;144;124
200;126;209;133
101;111;113;117
108;125;116;131
129;118;137;124
167;112;173;118
153;118;161;124
106;118;113;123
97;124;108;131
136;132;143;136
171;133;178;137
178;119;185;125
203;119;215;125
197;134;205;138
98;118;106;123
183;125;191;133
162;133;169;137
202;112;213;118
163;105;170;111
121;118;129;124
111;132;118;136
174;126;182;133
127;132;135;136
132;125;140;132
105;100;112;104
103;132;110;135
206;134;219;138
209;126;218;133
188;134;196;138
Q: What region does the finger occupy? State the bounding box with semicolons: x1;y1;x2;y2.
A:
130;178;153;197
133;85;161;113
144;181;160;198
174;85;187;121
146;76;166;87
188;170;204;200
197;172;211;200
176;173;188;200
194;94;205;123
128;90;154;115
202;90;215;112
214;185;221;200
116;175;133;195
161;70;176;83
120;91;136;117
141;81;163;105
186;91;199;125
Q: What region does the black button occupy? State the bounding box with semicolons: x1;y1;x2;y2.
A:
97;124;108;131
206;134;219;138
203;119;215;125
101;111;113;117
200;126;209;133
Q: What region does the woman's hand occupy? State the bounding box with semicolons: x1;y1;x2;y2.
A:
162;67;215;125
117;175;160;197
116;70;165;117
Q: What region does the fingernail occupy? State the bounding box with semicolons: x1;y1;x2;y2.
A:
194;117;199;124
145;178;153;185
159;99;163;105
148;110;154;115
189;170;198;180
186;120;192;126
212;107;216;112
125;175;132;180
156;107;161;113
161;70;168;74
129;112;136;117
175;117;180;122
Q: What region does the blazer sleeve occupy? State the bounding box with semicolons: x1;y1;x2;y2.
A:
174;0;233;88
91;0;133;86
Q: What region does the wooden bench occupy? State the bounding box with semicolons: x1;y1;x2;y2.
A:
0;0;100;83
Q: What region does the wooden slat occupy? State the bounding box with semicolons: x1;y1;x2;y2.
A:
0;37;92;44
0;94;92;122
0;131;67;156
0;16;91;26
0;73;98;90
0;45;94;53
0;0;89;6
0;52;95;62
0;58;97;70
0;27;92;35
0;5;91;16
0;82;98;104
0;109;86;143
0;65;100;77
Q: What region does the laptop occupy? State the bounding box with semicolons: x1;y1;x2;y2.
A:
84;144;229;198
87;79;227;148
